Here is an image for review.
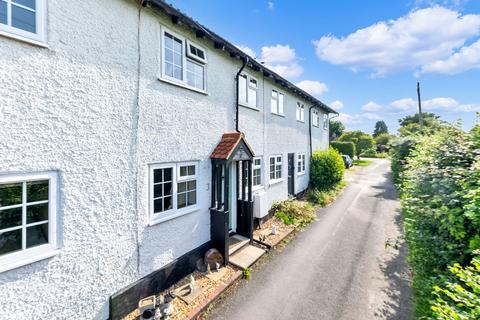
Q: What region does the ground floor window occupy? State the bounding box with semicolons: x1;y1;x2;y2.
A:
297;153;306;174
150;162;198;224
0;171;58;272
252;157;262;188
269;155;282;182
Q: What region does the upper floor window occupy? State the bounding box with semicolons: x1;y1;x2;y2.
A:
150;162;198;224
269;155;283;182
238;74;258;109
297;154;306;175
252;157;262;188
296;102;305;122
323;114;328;130
271;90;284;115
0;171;58;273
0;0;46;44
312;109;319;127
161;27;207;92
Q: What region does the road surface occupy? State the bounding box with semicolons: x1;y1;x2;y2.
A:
207;159;412;320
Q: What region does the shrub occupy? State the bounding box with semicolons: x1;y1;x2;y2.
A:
374;133;392;145
307;181;346;207
430;251;480;319
339;131;375;158
359;147;377;157
390;137;417;185
330;141;356;158
310;147;345;190
272;199;315;228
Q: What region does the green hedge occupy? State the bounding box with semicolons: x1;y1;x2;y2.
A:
394;124;480;317
310;147;345;190
330;141;356;158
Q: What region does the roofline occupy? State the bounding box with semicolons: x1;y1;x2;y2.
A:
141;0;338;115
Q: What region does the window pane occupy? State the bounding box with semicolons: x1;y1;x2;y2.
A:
0;207;22;229
164;168;172;182
173;38;182;53
12;5;36;33
165;49;173;64
187;71;195;87
187;191;196;206
187;180;196;190
0;1;7;25
239;75;247;103
26;203;48;224
164;33;173;49
154;199;162;213
27;180;49;202
188;165;195;176
248;87;256;108
254;159;261;166
271;97;277;113
163;196;172;211
173;52;182;66
0;183;22;207
26;223;48;248
165;62;173;77
178;182;186;193
153;169;163;184
153;184;163;198
0;229;22;255
180;166;188;177
14;0;35;10
279;94;284;114
163;182;172;196
178;193;186;209
173;66;182;80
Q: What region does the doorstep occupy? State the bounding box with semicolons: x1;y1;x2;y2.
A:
229;245;266;269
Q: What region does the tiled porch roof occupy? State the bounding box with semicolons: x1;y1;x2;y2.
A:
210;132;254;160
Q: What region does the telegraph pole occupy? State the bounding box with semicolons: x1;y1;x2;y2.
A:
417;82;424;133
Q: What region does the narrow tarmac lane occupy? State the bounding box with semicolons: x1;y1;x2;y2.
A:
207;159;412;320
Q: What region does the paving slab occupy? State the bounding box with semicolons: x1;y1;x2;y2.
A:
229;245;266;269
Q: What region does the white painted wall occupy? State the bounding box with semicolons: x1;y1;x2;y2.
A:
0;1;331;319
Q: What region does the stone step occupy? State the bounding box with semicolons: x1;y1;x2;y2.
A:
229;245;266;269
228;234;250;255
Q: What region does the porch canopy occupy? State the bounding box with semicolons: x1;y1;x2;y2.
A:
210;132;254;264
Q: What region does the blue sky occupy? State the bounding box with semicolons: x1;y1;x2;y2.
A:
168;0;480;135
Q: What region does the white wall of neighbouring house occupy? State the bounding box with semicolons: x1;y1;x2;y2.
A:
0;0;141;319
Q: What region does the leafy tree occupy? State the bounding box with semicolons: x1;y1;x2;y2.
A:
374;133;393;145
338;131;375;159
310;147;345;190
329;120;345;141
398;112;443;136
373;120;388;137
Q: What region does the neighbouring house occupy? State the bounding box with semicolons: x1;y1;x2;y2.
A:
0;0;337;319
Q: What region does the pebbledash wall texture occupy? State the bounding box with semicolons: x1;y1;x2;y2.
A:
0;0;331;319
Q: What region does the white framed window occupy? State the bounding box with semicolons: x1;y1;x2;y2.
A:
252;157;262;188
269;155;283;183
0;0;46;45
149;162;198;224
323;114;328;130
271;90;284;115
0;171;59;273
161;26;207;92
297;154;306;175
238;74;258;109
312;109;320;127
296;102;305;122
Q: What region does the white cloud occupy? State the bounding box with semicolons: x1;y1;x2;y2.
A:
338;113;362;125
261;44;296;64
329;100;344;111
390;98;416;111
389;96;480;112
296;80;328;96
236;45;257;58
313;6;480;76
267;1;274;10
362;101;383;111
261;44;303;78
364;112;383;120
419;39;480;74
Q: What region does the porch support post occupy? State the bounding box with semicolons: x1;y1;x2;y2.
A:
247;160;252;202
247;160;254;241
211;162;216;208
224;163;230;212
216;164;223;210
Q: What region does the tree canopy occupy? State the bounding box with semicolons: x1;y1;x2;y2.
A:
398;112;444;136
373;121;388;137
338;130;375;159
329;120;345;141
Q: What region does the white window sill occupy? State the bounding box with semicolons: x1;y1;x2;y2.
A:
0;30;48;48
158;77;209;95
271;112;285;117
252;185;264;192
269;178;283;185
149;205;199;226
297;172;306;176
239;103;261;112
297;120;305;123
0;247;60;273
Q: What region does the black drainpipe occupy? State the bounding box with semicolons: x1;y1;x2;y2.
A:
235;57;249;132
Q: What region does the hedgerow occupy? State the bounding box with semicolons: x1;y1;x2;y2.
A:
391;120;480;318
330;141;356;158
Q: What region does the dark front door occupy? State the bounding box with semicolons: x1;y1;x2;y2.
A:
288;153;295;196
